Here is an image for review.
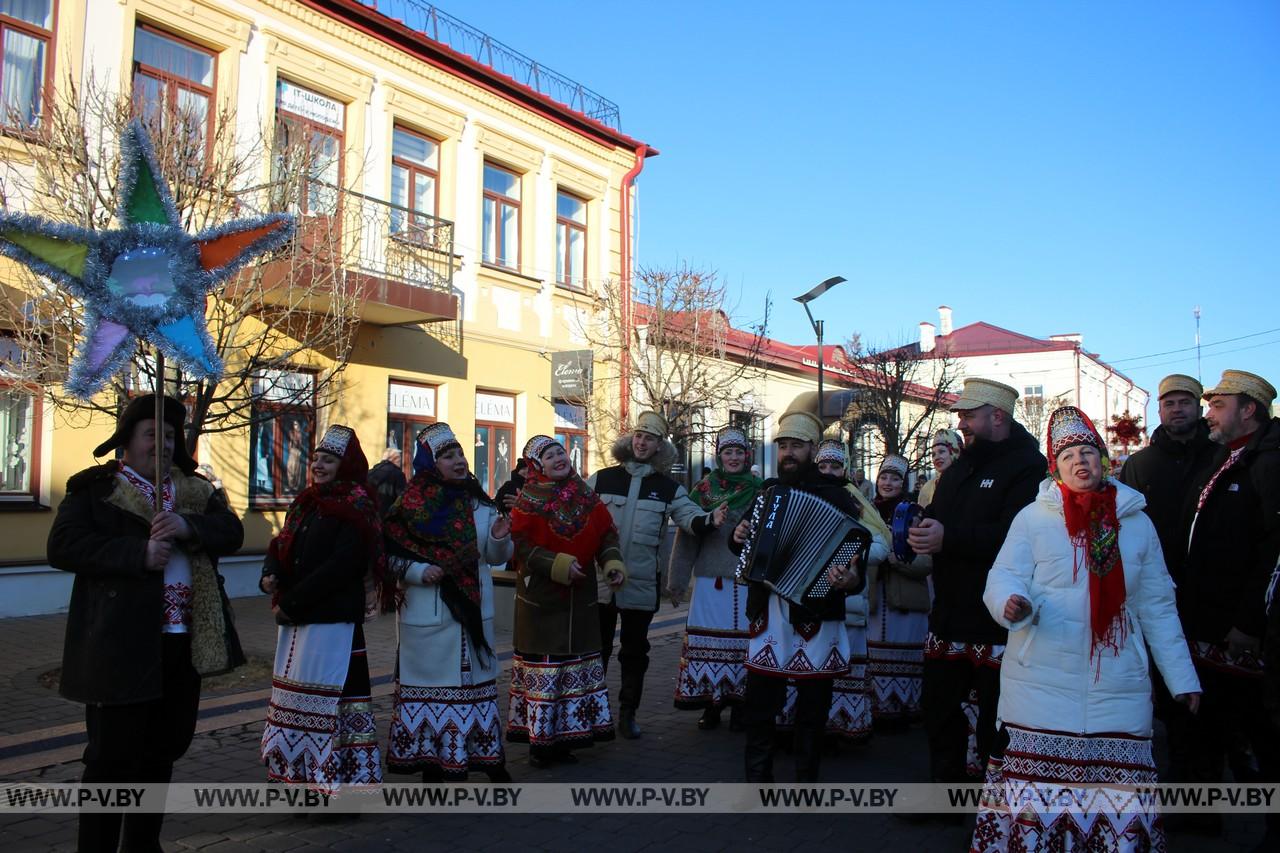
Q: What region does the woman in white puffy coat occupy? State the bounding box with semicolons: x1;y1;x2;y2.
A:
383;423;515;783
973;407;1199;853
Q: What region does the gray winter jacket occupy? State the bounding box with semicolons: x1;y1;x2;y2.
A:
587;436;713;611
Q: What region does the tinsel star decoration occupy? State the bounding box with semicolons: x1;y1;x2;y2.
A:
0;120;295;399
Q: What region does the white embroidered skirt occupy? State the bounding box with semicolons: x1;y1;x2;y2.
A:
866;584;927;721
506;652;614;751
971;724;1164;853
675;576;750;709
389;625;504;778
260;623;382;794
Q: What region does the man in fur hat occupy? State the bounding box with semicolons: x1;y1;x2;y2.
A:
47;394;244;852
588;410;726;739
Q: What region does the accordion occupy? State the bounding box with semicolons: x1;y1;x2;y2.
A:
737;485;873;610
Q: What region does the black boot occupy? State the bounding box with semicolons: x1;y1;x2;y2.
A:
698;706;722;730
421;765;444;783
619;707;642;740
728;705;745;732
485;766;513;783
793;723;822;782
744;725;775;782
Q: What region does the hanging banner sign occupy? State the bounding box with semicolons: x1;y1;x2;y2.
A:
551;350;593;399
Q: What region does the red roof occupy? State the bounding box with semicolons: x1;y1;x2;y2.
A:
928;322;1078;357
892;321;1139;388
634;305;949;403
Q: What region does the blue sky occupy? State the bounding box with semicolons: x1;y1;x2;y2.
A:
438;1;1280;423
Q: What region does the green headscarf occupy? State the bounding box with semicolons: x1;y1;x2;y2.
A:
691;468;762;513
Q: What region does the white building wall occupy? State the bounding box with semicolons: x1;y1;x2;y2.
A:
922;347;1149;443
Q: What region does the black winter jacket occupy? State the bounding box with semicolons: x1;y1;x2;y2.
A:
47;463;244;705
262;511;369;625
1266;566;1280;727
1117;421;1216;584
926;421;1047;644
1181;417;1280;642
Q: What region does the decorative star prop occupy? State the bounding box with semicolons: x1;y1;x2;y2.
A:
0;120;295;399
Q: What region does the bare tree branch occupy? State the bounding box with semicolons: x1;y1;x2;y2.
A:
576;264;772;455
842;336;961;469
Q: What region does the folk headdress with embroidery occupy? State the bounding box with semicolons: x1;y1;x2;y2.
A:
878;454;909;479
510;435;615;572
383;422;494;657
873;453;911;521
692;427;763;513
815;439;847;467
1047;405;1126;665
267;425;384;610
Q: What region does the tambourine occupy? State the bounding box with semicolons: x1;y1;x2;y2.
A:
891;501;923;563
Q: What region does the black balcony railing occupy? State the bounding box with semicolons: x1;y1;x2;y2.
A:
236;179;456;298
235;180;462;345
360;0;621;129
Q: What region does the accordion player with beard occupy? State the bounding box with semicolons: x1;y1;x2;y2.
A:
736;485;873;612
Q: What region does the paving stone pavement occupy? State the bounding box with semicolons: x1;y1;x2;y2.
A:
0;597;1268;852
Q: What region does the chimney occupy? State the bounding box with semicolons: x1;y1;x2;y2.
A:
938;305;953;337
919;321;936;353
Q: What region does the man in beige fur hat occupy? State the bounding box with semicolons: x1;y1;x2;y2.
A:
907;377;1046;798
589;411;726;739
730;408;866;781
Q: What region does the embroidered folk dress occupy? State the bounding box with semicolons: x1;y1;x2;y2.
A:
388;500;513;778
260;446;385;796
866;499;931;724
507;464;625;757
971;479;1199;853
778;520;888;740
258;502;383;794
667;468;762;711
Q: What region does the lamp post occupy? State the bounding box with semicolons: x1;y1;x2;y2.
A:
794;276;847;420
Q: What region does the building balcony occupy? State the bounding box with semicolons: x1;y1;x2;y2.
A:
232;180;460;332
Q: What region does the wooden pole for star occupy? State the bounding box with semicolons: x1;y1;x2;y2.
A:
154;350;165;512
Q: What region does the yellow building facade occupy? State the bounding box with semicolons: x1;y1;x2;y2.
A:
0;0;653;613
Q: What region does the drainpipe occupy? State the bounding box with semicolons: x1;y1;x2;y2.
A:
618;147;646;426
1074;345;1081;408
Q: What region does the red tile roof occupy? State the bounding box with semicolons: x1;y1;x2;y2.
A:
889;321;1138;388
635;305;948;403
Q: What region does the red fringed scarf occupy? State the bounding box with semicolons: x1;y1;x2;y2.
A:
1059;481;1127;666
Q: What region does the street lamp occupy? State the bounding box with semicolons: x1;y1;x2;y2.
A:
794;276;847;420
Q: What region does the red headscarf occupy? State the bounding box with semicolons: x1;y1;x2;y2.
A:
267;425;385;610
1047;406;1126;665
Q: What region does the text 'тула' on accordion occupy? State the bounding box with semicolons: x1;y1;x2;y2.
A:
736;485;873;611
